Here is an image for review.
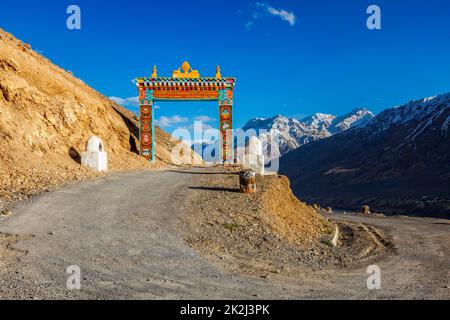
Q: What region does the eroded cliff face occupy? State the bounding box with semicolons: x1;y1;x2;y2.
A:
0;28;200;206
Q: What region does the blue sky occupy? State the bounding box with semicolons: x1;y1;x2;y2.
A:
1;0;450;136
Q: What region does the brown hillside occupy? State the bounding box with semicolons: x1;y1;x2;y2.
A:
0;28;200;207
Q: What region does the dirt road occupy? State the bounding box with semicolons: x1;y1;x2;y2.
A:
0;169;448;299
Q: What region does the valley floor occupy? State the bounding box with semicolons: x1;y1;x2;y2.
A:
0;168;448;299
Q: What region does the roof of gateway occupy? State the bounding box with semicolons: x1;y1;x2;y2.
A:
136;62;235;86
136;77;235;83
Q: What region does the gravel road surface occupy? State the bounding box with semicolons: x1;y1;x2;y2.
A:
0;169;448;299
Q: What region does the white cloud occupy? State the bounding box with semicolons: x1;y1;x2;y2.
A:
253;2;296;26
266;6;296;26
194;115;216;122
110;96;160;111
198;123;216;131
176;122;218;131
109;96;139;108
155;115;188;128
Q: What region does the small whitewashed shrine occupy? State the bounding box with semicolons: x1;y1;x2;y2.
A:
81;136;108;172
244;136;265;175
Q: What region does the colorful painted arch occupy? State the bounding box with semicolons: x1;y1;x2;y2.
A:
135;61;236;163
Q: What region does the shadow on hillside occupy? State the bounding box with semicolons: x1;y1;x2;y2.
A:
188;186;240;193
432;222;450;225
169;170;234;175
111;104;140;155
68;147;81;164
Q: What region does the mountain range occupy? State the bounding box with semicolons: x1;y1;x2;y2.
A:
241;108;374;157
279;93;450;218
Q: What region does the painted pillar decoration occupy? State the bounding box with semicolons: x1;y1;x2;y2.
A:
135;61;235;164
139;86;154;161
218;89;234;163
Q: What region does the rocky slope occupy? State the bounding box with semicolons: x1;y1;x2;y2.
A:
0;28;199;209
241;109;374;157
182;168;393;279
183;168;335;277
280;93;450;218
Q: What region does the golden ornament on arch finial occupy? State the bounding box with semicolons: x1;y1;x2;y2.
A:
172;61;200;78
151;65;158;78
216;66;221;79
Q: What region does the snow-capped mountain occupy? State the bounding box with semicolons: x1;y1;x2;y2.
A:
331;108;375;133
241;108;374;157
301;113;336;132
361;93;450;145
279;93;450;217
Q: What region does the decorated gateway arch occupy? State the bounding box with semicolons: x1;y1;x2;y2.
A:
135;61;236;163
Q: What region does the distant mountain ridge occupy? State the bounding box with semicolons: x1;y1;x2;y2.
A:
279;93;450;217
241;108;374;157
